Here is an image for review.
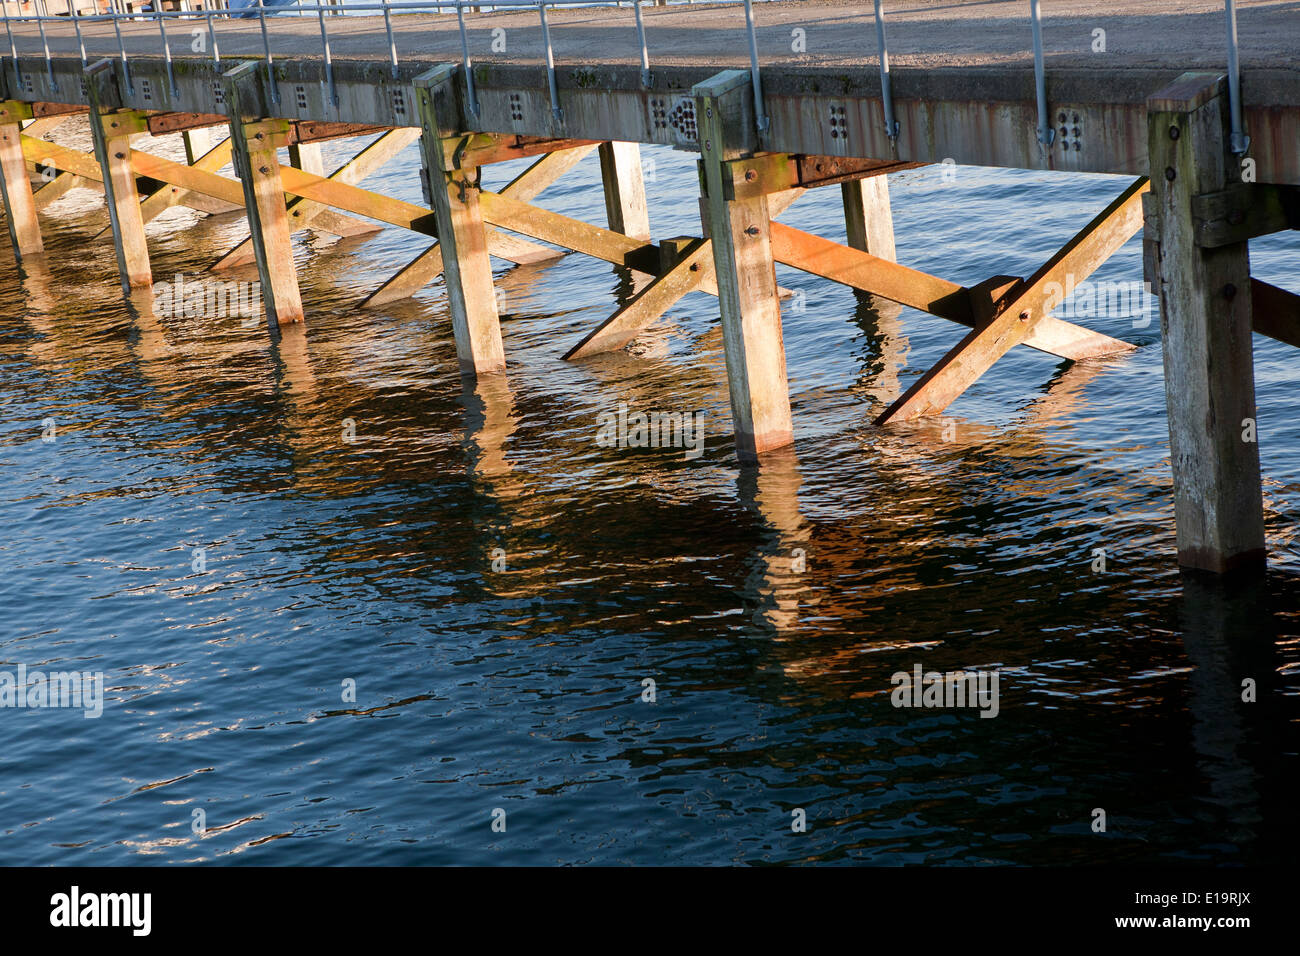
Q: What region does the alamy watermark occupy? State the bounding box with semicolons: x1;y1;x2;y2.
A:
0;664;104;718
596;402;706;460
153;273;262;326
1042;274;1156;328
891;664;1000;718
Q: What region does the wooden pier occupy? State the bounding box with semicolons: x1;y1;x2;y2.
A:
0;1;1296;575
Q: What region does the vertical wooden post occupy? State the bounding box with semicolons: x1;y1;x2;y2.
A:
598;141;650;241
841;175;895;261
415;65;505;375
85;62;151;292
223;62;304;326
0;120;44;261
288;141;325;177
1147;73;1264;574
695;71;793;462
182;127;210;167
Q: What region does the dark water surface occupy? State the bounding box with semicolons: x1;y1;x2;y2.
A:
1;125;1297;865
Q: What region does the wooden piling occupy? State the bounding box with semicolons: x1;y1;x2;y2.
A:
85;63;152;292
1147;73;1265;574
695;71;794;461
841;176;895;261
0;118;44;261
416;66;506;375
598;141;651;240
222;63;304;326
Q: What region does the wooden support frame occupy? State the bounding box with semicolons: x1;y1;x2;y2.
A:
416;65;505;375
85;63;152;292
361;141;592;308
876;177;1149;424
222;63;303;327
564;188;803;360
1147;72;1264;575
213;128;419;271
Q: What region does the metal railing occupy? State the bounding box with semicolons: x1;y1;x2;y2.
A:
0;1;1253;153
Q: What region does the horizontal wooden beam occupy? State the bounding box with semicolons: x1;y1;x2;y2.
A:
443;133;602;169
290;121;393;145
145;111;228;136
1193;182;1300;247
1252;278;1300;348
719;152;920;200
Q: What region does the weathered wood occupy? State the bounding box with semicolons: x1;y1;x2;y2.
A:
567;238;711;360
768;222;1133;361
876;176;1148;424
417;66;505;375
842;176;894;261
722;152;917;200
697;71;793;460
146;111;228;136
1192;182;1300;247
223;63;303;326
442;133;600;169
86;65;152;292
31;171;89;210
599;141;650;240
1148;73;1264;574
359;143;590;308
0;121;44;260
1251;278;1300;349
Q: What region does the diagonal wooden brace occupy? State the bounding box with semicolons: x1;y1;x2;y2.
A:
876;177;1150;424
768;222;1134;362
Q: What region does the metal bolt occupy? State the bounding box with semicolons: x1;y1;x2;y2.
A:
704;139;711;152
113;152;124;159
1169;125;1180;140
745;225;760;237
706;108;713;118
744;169;756;182
1165;166;1177;182
1224;283;1238;299
259;166;270;175
255;132;264;140
1018;310;1031;322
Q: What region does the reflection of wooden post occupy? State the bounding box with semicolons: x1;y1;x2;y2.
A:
695;71;793;462
223;62;304;326
416;65;505;375
0;120;43;261
841;176;894;261
599;141;650;240
86;62;152;292
1147;73;1264;574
